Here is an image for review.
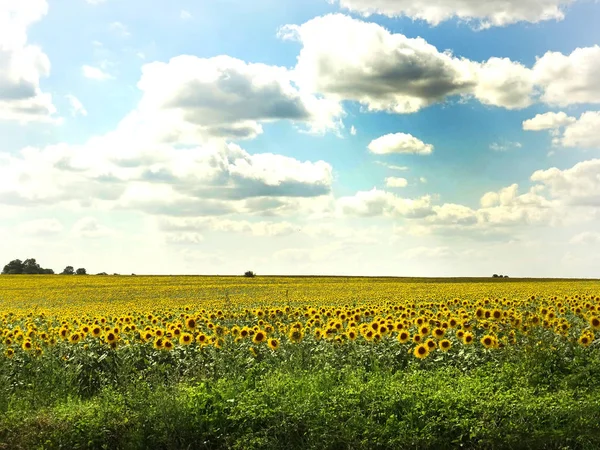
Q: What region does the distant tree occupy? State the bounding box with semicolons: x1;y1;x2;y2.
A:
75;268;87;275
96;272;108;276
61;266;75;275
244;271;256;278
22;258;43;274
2;258;53;274
492;274;499;278
2;259;25;274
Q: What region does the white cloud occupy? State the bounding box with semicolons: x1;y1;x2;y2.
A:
109;21;130;37
523;111;576;130
0;0;57;122
0;138;334;219
533;46;600;106
332;0;574;28
428;203;478;225
180;10;192;20
135;54;343;141
21;218;63;236
65;94;87;117
337;188;433;217
525;111;600;149
280;14;476;114
385;176;408;188
489;141;522;151
531;159;600;206
350;125;357;135
560;112;600;149
523;111;600;149
281;14;538;114
72;217;113;238
368;133;433;155
419;177;427;183
82;65;112;80
469;57;534;109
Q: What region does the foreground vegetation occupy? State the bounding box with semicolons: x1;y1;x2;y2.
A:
1;276;600;449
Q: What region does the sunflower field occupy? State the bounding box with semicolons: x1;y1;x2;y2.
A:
1;275;600;449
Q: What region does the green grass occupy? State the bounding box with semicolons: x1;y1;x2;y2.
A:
2;336;600;449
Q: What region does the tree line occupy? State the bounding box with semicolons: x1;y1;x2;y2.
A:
2;259;87;275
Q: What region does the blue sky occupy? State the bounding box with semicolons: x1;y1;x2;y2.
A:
1;0;600;276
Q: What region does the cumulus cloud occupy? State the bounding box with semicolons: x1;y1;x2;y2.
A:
533;46;600;106
368;133;434;155
0;0;56;122
385;177;408;188
280;14;477;114
0;138;334;219
525;111;600;149
469;57;534;109
531;159;600;206
559;112;600;149
281;14;539;114
332;0;574;28
337;188;433;218
281;15;600;115
522;111;576;130
135;54;343;141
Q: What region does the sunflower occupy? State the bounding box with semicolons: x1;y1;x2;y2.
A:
425;338;437;350
21;340;33;351
578;333;593;347
253;330;267;344
179;333;193;346
439;339;452;352
105;332;117;344
153;337;164;349
432;327;445;339
346;329;357;341
268;338;279;350
590;316;600;331
163;339;174;350
462;332;474;345
196;333;208;345
288;328;303;343
413;344;429;359
480;334;496;349
5;348;14;358
397;330;410;343
69;333;81;344
185;317;197;330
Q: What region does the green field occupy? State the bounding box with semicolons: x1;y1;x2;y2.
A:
1;276;600;449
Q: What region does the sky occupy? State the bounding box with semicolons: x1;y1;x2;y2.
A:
1;0;600;277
